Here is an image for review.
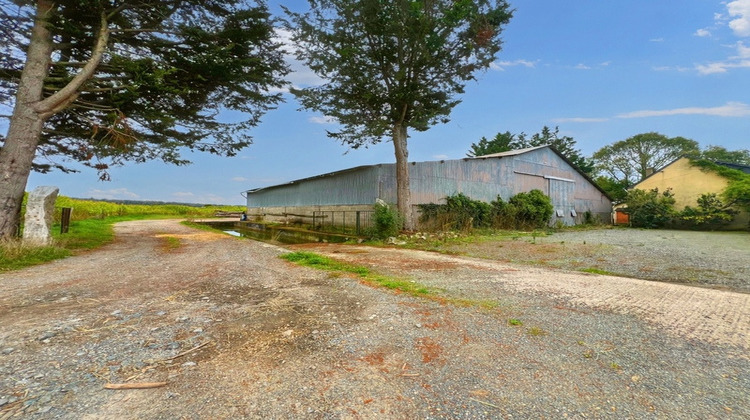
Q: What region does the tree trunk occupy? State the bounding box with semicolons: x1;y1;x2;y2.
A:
392;122;413;230
0;0;55;239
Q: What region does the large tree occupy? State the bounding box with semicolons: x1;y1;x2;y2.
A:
694;145;750;165
592;132;700;186
467;126;595;174
0;0;288;238
285;0;513;229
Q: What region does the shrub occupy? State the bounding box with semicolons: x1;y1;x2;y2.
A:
623;188;677;228
418;190;554;231
369;200;402;239
678;193;735;229
507;189;554;229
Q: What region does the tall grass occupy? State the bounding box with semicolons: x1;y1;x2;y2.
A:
52;196;244;222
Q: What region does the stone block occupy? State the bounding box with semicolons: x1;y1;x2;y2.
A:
23;186;59;245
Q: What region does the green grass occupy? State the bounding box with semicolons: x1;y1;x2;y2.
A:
580;267;616;276
162;236;182;251
281;251;500;309
508;318;523;326
0;241;71;271
527;326;547;336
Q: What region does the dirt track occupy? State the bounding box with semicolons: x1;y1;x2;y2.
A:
0;220;748;419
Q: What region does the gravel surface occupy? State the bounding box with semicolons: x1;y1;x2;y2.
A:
0;220;748;419
434;228;750;293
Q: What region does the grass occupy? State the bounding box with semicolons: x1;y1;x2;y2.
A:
161;236;182;251
0;240;71;271
280;251;501;309
580;267;616;276
527;326;547;336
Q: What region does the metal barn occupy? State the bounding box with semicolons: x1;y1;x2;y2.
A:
244;145;612;227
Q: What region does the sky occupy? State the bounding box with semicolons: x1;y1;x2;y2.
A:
15;0;750;205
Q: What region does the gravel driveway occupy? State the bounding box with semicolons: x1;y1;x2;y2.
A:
0;220;748;419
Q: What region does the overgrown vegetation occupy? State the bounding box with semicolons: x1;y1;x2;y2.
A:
623;159;750;230
622;188;677;229
368;200;403;239
418;190;554;231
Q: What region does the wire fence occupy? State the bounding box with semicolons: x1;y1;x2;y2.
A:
312;210;374;236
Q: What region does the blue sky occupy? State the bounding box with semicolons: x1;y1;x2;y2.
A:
18;0;750;204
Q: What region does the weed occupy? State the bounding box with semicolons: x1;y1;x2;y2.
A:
0;240;70;271
580;267;615;275
507;318;523;326
610;362;622;371
527;326;547;336
161;236;182;251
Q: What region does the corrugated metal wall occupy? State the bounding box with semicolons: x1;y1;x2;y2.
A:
246;147;612;225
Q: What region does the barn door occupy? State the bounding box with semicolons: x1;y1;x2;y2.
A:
548;178;576;226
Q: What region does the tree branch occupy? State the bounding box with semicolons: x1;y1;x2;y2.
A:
33;11;110;117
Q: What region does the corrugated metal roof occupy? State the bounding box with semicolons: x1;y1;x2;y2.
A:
245;145;612;200
468;145;549;159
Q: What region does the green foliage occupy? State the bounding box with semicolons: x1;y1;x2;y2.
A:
691;145;750;165
469;126;594;174
286;0;513;145
593;133;700;185
594;176;630;204
418;190;553;231
467;131;524;157
1;0;288;176
623;188;677;228
506;190;555;229
678;194;736;229
369;201;403;239
689;159;750;214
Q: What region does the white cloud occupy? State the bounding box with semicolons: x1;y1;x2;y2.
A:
172;192;196;198
432;154;449;160
273;28;326;91
573;63;591;70
616;101;750;118
695;41;750;74
490;59;538;71
308;115;338;124
650;37;665;42
231;177;249;182
694;28;712;37
553;102;750;123
551;117;609;123
727;0;750;37
87;188;139;200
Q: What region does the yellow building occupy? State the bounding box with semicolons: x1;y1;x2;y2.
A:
632;157;749;229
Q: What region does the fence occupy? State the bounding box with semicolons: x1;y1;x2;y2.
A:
312;210;374;236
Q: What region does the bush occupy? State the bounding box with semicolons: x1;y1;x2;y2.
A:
507;189;554;229
623;188;677;228
418;190;554;231
369;200;402;239
677;193;735;229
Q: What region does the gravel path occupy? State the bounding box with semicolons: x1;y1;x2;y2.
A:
1;220;748;419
